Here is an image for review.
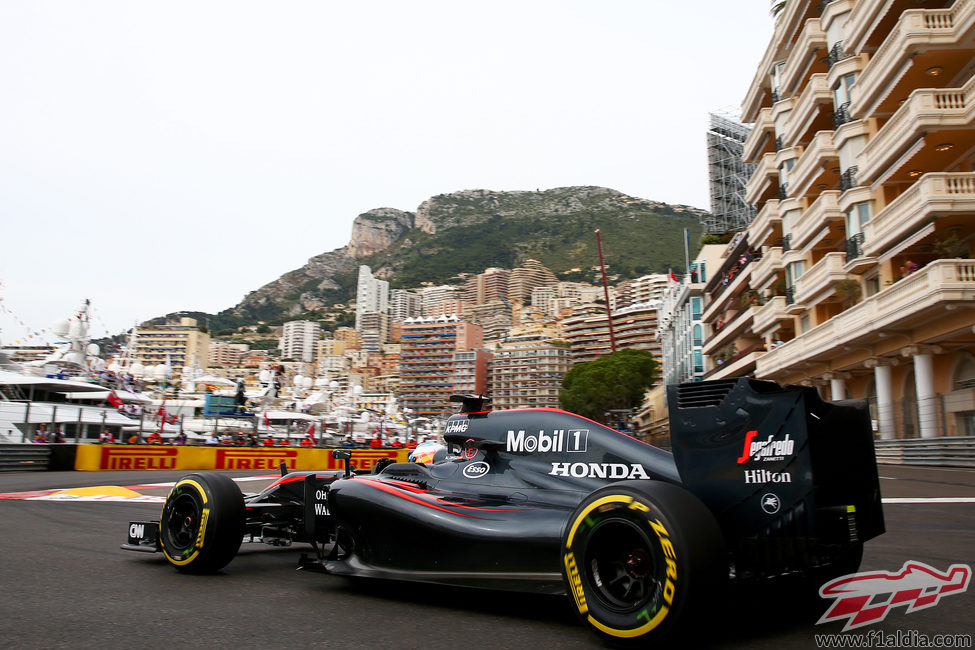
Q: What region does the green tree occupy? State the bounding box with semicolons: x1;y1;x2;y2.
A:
559;349;658;424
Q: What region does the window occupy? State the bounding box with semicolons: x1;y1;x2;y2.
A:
691;297;702;319
833;73;856;109
786;261;805;286
845;201;870;236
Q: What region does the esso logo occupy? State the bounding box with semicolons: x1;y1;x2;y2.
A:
462;462;490;479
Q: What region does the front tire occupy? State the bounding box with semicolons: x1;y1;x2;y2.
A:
561;480;725;646
159;473;245;573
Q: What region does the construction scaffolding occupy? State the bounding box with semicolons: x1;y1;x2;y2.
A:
704;112;757;235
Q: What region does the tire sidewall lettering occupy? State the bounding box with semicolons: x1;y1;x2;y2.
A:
563;492;679;638
160;478;210;566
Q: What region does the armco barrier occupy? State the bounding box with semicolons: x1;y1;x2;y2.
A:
874;436;975;468
0;444;52;472
74;445;410;472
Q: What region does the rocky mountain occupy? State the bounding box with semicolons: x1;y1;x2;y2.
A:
197;186;707;330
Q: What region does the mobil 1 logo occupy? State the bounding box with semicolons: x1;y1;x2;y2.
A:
506;429;589;453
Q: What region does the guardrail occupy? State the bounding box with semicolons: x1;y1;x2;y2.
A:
874;437;975;468
0;444;52;472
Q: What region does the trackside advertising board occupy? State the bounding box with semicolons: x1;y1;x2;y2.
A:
75;445;408;472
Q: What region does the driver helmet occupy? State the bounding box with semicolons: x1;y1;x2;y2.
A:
409;441;448;465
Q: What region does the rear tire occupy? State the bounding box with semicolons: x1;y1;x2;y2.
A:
561;480;726;646
159;473;245;573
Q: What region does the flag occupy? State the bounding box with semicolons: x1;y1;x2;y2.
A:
307;422;315;436
669;269;678;284
106;391;124;408
263;412;270;428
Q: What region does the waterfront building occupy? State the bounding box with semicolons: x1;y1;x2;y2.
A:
728;0;975;438
129;317;209;378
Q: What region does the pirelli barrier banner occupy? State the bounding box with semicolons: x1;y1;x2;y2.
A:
74;445;409;472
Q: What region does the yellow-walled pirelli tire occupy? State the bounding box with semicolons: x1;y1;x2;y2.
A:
159;473;245;574
561;480;726;647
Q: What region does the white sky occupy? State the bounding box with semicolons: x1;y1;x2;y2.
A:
0;0;774;343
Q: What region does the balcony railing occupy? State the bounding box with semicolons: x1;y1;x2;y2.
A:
840;165;859;191
846;232;865;262
826;40;852;67
778;183;789;200
781;234;792;252
785;286;796;305
833;101;852;128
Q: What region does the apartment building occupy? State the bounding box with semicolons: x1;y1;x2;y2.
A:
357;311;389;352
208;341;249;368
562;302;662;367
398;316;484;418
355;265;389;330
507;259;558;303
389;289;422;322
464;267;511;305
658;245;725;385
129;317;209;377
280;320;320;363
724;0;975;438
490;325;571;410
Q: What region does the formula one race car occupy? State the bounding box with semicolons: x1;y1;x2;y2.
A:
123;378;884;645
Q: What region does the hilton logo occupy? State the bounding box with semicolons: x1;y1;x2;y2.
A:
100;447;178;470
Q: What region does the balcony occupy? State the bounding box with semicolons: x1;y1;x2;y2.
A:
750;246;784;289
788;131;839;198
743;107;775;163
793;252;849;304
745;152;779;205
780;18;828;97
864;172;975;258
749;200;782;248
702;305;758;357
753;296;790;335
851;2;975;119
781;74;833;147
792;191;844;250
758;259;975;379
859;75;975;185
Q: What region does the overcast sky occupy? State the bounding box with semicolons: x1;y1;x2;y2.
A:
0;0;774;343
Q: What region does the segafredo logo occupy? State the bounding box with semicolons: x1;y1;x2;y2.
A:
507;429;589;453
550;462;650;480
736;430;795;464
444;419;469;434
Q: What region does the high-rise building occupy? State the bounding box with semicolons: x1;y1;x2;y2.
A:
490;325;571;410
355;265;389;330
390;289;422;322
398;316;484;418
421;285;463;316
464;267;511;305
507;259;558;303
721;0;975;439
358;312;389;353
280;320;320;363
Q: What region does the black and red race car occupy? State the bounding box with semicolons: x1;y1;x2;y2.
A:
123;378;884;645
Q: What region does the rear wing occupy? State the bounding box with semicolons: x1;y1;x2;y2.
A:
666;378;884;577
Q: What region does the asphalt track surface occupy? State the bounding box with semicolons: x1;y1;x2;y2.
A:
0;465;973;649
